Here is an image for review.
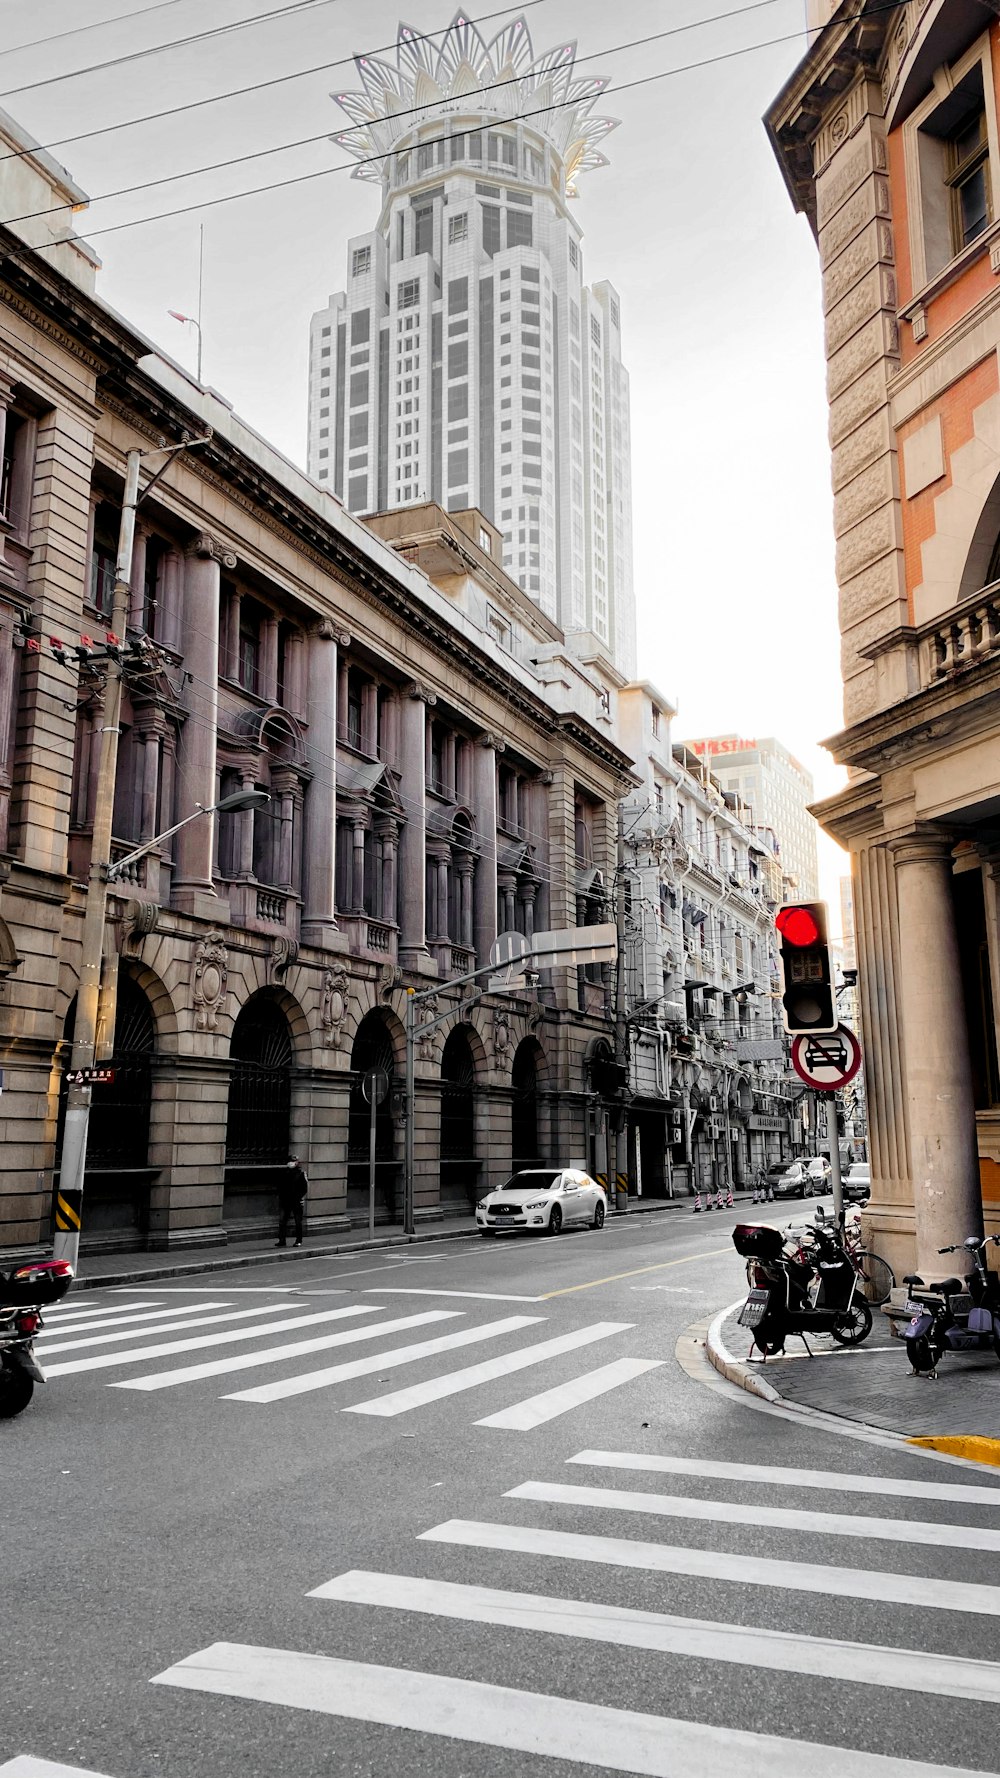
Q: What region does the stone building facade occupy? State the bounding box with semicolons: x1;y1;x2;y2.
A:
768;0;1000;1276
615;687;799;1198
0;126;632;1255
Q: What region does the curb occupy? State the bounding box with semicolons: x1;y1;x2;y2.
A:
704;1302;782;1403
60;1188;688;1292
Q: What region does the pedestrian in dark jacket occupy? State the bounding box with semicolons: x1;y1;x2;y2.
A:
276;1155;308;1247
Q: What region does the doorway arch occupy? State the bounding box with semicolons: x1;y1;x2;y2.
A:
440;1024;479;1208
223;994;295;1228
56;969;158;1244
348;1010;400;1224
511;1038;543;1171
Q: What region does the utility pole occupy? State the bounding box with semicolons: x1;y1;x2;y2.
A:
614;802;629;1212
54;435;210;1270
54;449;141;1269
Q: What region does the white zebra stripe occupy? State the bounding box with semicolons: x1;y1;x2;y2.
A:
419;1519;1000;1616
151;1644;994;1777
224;1314;544;1404
112;1310;460;1391
40;1302;254;1351
308;1568;1000;1702
506;1479;1000;1554
44;1304;380;1378
566;1449;1000;1505
475;1358;661;1429
344;1322;632;1418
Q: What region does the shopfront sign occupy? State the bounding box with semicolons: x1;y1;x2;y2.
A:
748;1113;788;1132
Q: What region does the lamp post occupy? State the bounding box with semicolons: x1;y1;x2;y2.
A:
53;786;269;1271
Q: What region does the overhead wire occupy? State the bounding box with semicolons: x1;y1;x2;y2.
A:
0;0;343;100
0;0;916;254
0;0;562;166
0;0;259;62
3;4;794;231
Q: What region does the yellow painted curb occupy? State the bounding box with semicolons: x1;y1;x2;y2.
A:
908;1436;1000;1468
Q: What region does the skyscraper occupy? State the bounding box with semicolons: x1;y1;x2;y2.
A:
684;734;821;899
307;13;636;675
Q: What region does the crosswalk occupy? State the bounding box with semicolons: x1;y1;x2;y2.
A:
148;1444;1000;1776
36;1289;659;1430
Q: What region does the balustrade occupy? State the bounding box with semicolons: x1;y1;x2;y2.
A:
255;889;288;924
926;591;1000;681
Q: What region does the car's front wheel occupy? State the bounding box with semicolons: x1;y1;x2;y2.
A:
592;1199;605;1230
548;1204;563;1236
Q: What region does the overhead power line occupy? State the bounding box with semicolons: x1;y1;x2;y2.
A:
1;0;237;62
0;0;779;171
2;4;886;255
0;0;339;100
1;3;793;231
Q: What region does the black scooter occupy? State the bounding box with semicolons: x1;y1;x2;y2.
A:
0;1258;75;1418
903;1235;1000;1378
733;1221;873;1356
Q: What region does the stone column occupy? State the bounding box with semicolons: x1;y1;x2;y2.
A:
981;850;1000;1108
237;769;256;878
283;627;306;717
137;715;162;839
498;871;517;933
519;882;536;943
378;816;399;926
890;831;982;1274
436;854;450;940
260;614;279;704
159;550;183;652
442;731;456;800
458;852;474;948
0;375;15;574
173;533;230;910
398;683;434;968
351;815;367;912
272;768;296;889
337;656;350;741
302;619;341;946
361;680;378;757
128;525;148;632
472;733;501;965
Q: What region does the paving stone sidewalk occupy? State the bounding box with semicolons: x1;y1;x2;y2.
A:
718;1306;1000;1439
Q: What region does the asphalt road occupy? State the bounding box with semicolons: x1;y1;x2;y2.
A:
4;1199;1000;1778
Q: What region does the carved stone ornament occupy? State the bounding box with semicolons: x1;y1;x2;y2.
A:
491;1009;513;1070
192;929;229;1032
269;934;299;984
379;961;403;1002
418;993;440;1064
120;898;159;958
189;532;238;571
320;966;350;1050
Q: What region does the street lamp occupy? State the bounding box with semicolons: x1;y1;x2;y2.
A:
53;786;271;1270
106;788;270;882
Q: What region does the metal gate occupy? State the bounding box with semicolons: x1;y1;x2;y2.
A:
225;998;293;1164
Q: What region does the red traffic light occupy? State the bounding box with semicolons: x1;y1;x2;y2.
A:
775;905;821;947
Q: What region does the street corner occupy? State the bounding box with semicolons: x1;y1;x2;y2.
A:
908;1436;1000;1469
700;1303;782;1404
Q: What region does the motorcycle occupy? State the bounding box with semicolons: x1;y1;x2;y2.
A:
732;1220;873;1356
0;1257;75;1418
902;1235;1000;1378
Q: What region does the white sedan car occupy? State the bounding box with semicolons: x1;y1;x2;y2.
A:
476;1169;607;1237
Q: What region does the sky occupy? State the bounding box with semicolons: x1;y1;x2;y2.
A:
0;0;850;923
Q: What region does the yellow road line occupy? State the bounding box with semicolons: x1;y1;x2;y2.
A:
540;1249;729;1298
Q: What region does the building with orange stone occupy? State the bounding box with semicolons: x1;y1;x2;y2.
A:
768;1;1000;1278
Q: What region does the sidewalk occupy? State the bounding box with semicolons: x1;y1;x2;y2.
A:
707;1300;1000;1458
29;1191;692;1292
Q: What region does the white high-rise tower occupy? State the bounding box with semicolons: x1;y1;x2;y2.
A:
307;13;636;676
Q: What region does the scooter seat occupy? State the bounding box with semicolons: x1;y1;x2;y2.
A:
902;1274;924;1287
927;1276;965;1295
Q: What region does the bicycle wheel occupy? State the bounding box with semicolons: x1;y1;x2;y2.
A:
855;1248;894;1306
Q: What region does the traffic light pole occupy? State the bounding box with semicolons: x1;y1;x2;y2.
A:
827;1102;844;1230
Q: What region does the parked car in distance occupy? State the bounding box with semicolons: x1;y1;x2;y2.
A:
772;1161;813;1199
476;1169;607;1237
806;1157;832;1189
766;1162;792;1191
843;1163;871;1204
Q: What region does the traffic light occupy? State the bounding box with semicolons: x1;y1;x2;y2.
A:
775;900;836;1034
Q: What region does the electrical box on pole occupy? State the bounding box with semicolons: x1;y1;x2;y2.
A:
775;900;836;1035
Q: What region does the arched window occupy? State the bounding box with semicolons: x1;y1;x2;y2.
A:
348;1012;399;1222
440;1025;478;1206
226;997;293;1164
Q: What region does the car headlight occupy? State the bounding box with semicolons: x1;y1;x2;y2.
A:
526;1198;548;1210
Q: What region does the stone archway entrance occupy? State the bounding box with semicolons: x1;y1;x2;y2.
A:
511;1039;542;1171
440;1024;479;1209
56;971;157;1246
224;995;294;1227
348;1011;400;1224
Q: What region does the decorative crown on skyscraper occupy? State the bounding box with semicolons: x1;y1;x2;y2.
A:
331;12;619;195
